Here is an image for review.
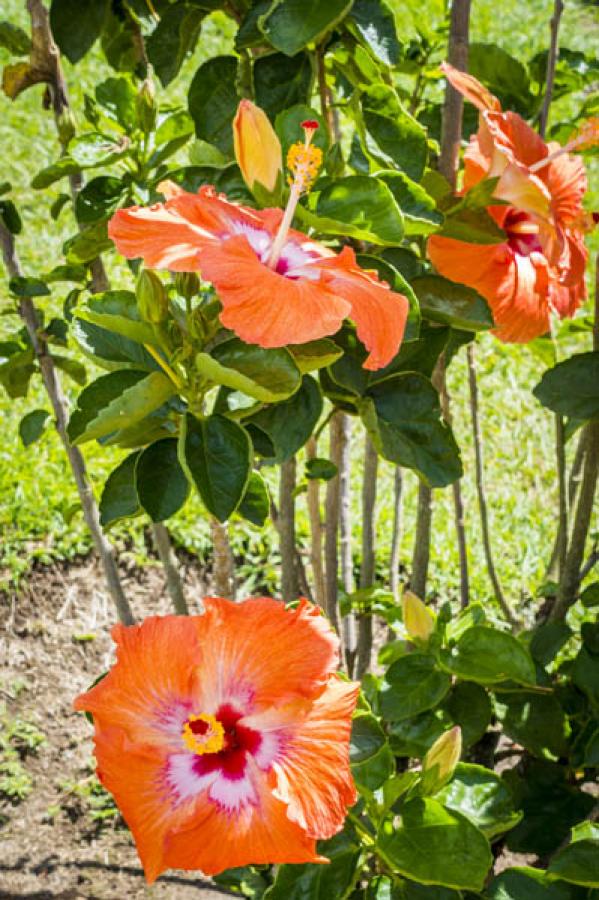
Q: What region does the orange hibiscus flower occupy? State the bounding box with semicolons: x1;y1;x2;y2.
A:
428;63;595;343
108;119;408;370
74;598;359;883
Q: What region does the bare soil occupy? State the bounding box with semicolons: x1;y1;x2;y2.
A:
0;555;235;900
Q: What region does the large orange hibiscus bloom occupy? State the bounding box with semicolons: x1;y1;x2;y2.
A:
74;598;359;883
108;120;408;370
428;63;594;343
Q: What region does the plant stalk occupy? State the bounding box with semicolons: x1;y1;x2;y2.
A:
279;457;299;603
356;434;378;677
306;437;326;609
325;412;343;635
210;519;235;598
151;522;188;615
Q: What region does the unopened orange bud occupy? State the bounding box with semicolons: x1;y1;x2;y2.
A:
402;590;435;642
420;726;462;795
233;99;282;199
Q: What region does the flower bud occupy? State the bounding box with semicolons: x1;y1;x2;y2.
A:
137;75;157;135
56;108;76;147
420;726;462;796
175;271;200;301
402;590;435;642
233;99;283;201
136;269;168;324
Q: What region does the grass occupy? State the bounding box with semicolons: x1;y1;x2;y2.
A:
0;0;597;615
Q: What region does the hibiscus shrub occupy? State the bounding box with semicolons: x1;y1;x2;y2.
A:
1;0;598;897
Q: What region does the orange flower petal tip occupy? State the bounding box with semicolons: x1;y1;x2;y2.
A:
440;62;501;112
73;598;359;883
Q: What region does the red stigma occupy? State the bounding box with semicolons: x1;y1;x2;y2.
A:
592;212;599;224
189;718;209;735
301;120;319;131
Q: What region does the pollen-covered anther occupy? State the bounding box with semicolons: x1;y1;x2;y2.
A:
575;117;599;150
182;713;225;755
286;142;323;194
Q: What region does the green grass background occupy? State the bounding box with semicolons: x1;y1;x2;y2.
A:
0;0;597;613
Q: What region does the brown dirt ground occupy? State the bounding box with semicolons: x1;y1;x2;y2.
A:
0;555;236;900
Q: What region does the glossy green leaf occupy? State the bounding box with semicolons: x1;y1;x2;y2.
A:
246;375;322;463
437;205;506;244
351;712;394;791
378;797;492;891
436;763;522;839
0;199;22;234
289;339;343;373
379;170;443;235
358;374;463;488
50;0;108;63
497;692;570;758
443;682;492;748
487;867;576;900
68;370;175;445
254;51;313;119
64;221;112;264
77;291;156;345
348;0;401;66
136;438;190;522
75;176;125;224
73;318;159;372
315;175;404;244
188;56;238;154
180;413;251;522
264;826;361;899
0;21;31;55
52;354;87;386
8;276;50;298
388;710;448;758
533;352;599;419
99;451;141;527
147;2;207;86
31;157;81;190
69;133;129;168
572;646;599;706
236;472;270;527
259;0;352;56
0;348;35;398
440;625;536;686
306;458;338;480
19;409;49;447
412;275;494;331
380;653;451;721
196;339;301;402
469;42;534;115
95;75;137;129
361;84;428;181
548;838;599;887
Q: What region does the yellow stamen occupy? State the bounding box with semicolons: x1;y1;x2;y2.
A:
508;221;540;235
266;121;323;270
182;713;225;755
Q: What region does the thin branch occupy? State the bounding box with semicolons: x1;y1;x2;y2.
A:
467;344;519;629
0;220;134;625
438;0;472;188
410;481;433;598
390;467;404;603
210;519;235;598
151;523;188;615
325;412;343;634
440;366;469;607
356;433;378;677
538;0;565;139
306;437;326;608
279;457;298;603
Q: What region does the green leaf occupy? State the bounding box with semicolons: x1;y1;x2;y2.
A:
436;763;522;839
196;339;301;402
19;409;50;447
73;318;159;371
69;133;129;168
75;176;126;225
351;713;395;791
581;582;599;609
275;104;329;160
382;246;424;282
443;682;492;748
264;826;361;899
64;221;112;265
548;838;599;887
180;413;251;521
50;0;109;63
469;42;534;116
487;867;576;900
188;56;239;154
254;51;312;119
440;625;536;686
528;620;573;665
379;170;444;235
388;710;448;758
259;0;352;56
246;375;322;463
355;254;420;340
95;75;137;129
68;370;176;445
0;199;22;235
306;458;338;480
412;275;494;331
237;472;269;527
378;797;492;891
315;175;404;244
52;354;87;386
8;276;50;298
147;2;207;87
31;157;80;190
361;84;428;181
0;348;35;398
437;204;506;244
572;646;599;707
358;374;463;488
289;338;342;373
136;439;190;522
380;653;451;721
348;0;401;66
44;264;87;284
497;692;570;758
533;352;599;419
99;451;141;527
0;21;31;55
77;291;156;345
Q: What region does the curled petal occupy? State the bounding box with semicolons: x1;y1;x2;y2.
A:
441;62;502;112
312;247;409;370
199;235;351;348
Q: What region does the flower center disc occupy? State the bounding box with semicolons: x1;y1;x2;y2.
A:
182;713;225;755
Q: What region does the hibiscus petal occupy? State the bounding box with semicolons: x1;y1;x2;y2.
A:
199;234;351;348
108;203;210;271
73;616;200;749
493;251;552;342
312;247;409;370
268;678;359;839
194;597;340;713
441;62;501;112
